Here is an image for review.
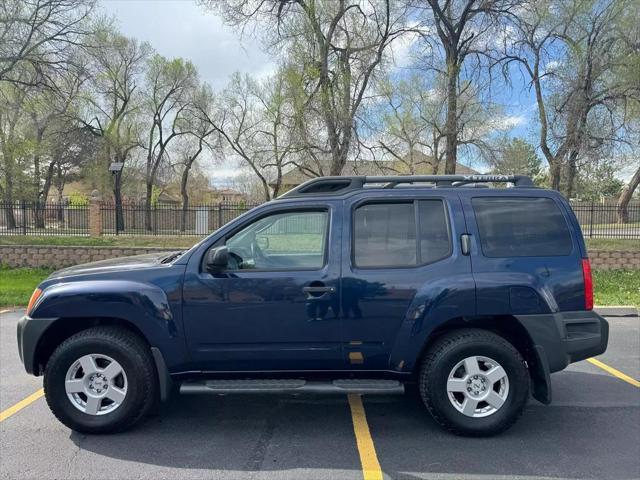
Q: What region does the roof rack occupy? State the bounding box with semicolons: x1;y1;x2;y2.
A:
278;174;534;198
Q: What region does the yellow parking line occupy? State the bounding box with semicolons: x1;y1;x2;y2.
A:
587;358;640;388
0;389;44;422
348;394;383;480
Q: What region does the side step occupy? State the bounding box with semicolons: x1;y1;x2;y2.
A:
179;379;404;395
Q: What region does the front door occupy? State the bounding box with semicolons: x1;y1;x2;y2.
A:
182;204;343;371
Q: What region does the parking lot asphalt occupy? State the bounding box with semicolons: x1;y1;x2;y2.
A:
1;309;638;480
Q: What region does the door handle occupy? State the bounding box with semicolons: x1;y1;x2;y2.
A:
303;285;335;298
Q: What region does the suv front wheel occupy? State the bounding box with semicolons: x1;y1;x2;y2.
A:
44;326;158;434
419;328;529;436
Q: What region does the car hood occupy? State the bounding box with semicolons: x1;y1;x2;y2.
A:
49;251;179;279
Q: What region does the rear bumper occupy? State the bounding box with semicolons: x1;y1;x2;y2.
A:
17;315;57;375
517;310;609;373
516;310;608;405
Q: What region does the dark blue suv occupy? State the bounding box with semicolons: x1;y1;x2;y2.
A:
17;175;608;436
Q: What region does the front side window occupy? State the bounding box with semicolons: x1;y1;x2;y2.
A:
225;210;328;270
353;200;450;268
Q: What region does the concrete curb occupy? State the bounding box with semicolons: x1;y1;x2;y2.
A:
595;306;638;317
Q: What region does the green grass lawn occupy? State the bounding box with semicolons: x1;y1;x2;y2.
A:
585;238;640;251
0;265;55;308
593;270;640;307
1;264;637;308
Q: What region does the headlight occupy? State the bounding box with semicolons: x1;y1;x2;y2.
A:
26;288;42;315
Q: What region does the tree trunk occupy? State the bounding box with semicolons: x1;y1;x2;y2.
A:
2;176;17;229
35;160;57;229
113;170;124;232
144;181;153;232
617;166;640;224
2;201;17;230
565;150;578;199
55;163;65;222
444;59;459;174
549;159;563;191
180;164;191;232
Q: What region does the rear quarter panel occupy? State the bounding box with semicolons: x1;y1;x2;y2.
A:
459;189;585;314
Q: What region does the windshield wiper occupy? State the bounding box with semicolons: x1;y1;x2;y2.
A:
161;251;184;264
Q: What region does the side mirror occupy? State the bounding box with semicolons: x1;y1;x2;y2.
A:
206;246;228;272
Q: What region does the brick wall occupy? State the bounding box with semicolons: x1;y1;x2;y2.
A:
0;244;638;270
0;245;174;269
589;249;640;270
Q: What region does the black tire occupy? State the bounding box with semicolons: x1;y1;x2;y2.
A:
419;328;529;437
44;326;158;434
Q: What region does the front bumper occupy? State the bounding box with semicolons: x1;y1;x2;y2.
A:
17;315;58;375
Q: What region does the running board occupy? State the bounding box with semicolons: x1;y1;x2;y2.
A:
179;379;404;395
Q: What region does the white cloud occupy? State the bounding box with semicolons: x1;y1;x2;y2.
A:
99;0;276;88
497;115;526;129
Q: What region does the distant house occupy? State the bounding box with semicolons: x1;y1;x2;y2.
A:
271;151;481;192
156;192;180;205
211;188;246;203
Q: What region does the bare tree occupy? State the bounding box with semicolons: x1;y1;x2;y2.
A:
506;0;637;193
617;166;640;223
177;84;216;231
205;72;301;201
0;0;95;89
203;0;408;175
80;27;151;231
366;72;505;173
411;0;521;173
142;54;197;230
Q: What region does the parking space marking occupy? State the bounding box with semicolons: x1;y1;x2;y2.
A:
0;388;44;422
587;358;640;388
348;394;383;480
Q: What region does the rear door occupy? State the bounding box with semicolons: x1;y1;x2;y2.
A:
341;191;475;370
459;191;584;314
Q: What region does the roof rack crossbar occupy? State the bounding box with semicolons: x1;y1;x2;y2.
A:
279;174;533;198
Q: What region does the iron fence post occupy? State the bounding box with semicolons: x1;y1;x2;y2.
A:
589;201;594;238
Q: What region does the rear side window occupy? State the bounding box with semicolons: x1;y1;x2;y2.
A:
472;197;573;257
353;200;450;268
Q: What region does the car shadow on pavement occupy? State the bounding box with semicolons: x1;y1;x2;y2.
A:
68;370;639;479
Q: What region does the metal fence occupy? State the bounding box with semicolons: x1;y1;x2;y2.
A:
100;202;258;236
1;199;639;239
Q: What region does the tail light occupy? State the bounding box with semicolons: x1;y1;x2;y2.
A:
582;258;593;311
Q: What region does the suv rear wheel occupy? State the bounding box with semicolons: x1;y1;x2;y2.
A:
44;326;157;434
419;328;529;436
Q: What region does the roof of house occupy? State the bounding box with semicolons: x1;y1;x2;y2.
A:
272;151;481;188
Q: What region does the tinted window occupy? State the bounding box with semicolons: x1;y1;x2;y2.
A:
354;203;416;267
225;210;328;270
472;197;572;257
419;200;451;263
353;200;451;268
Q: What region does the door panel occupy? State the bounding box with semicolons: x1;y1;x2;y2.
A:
182;204;343;371
341;193;474;370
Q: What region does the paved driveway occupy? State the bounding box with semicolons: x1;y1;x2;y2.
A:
1;309;638;480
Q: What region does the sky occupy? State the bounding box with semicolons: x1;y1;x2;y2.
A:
101;0;622;182
100;0;276;89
